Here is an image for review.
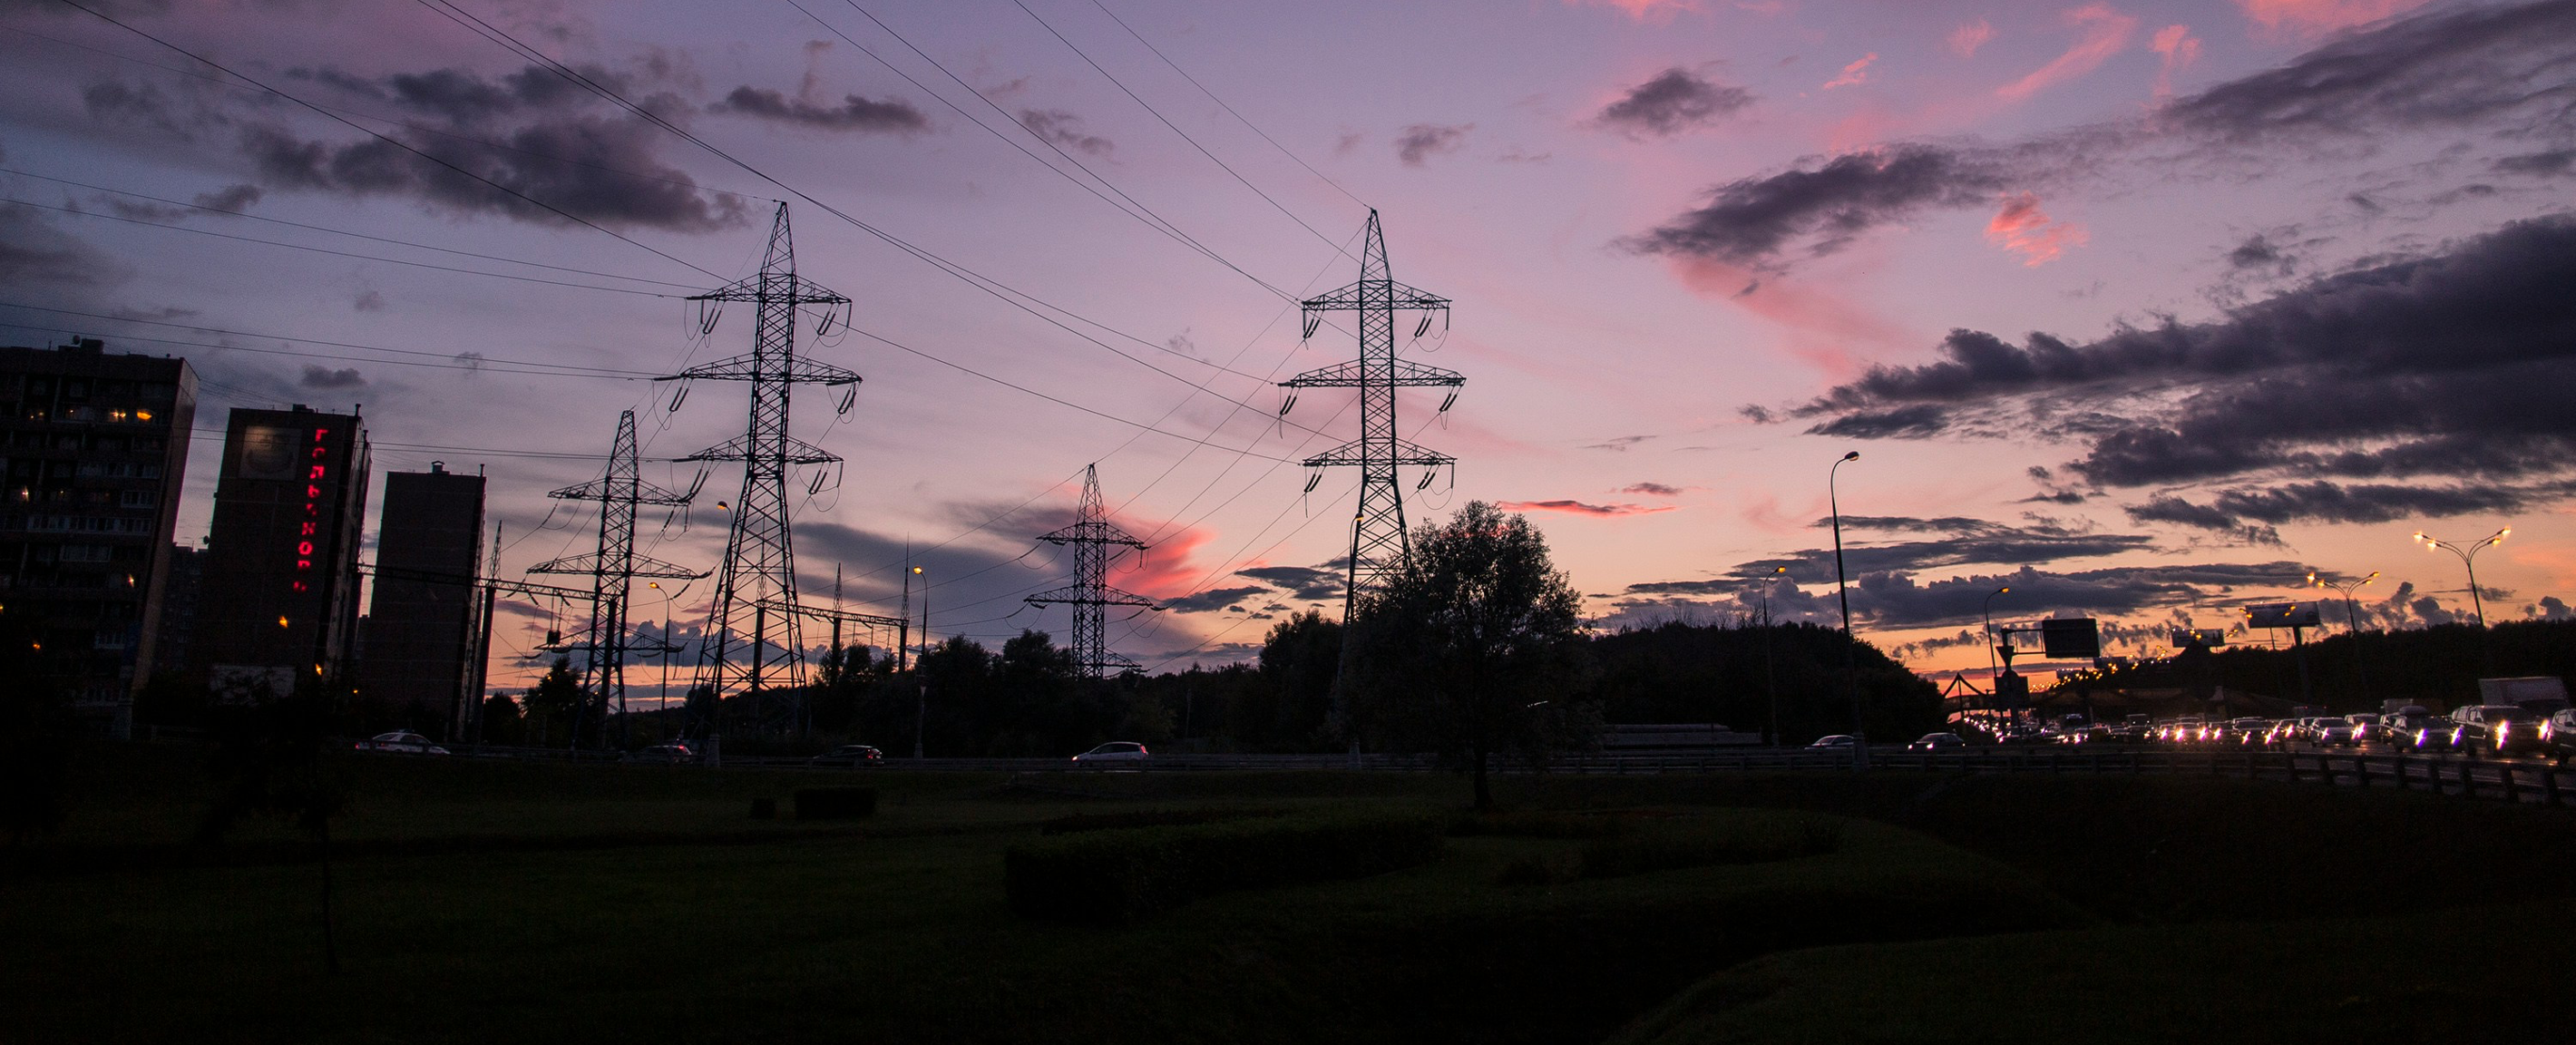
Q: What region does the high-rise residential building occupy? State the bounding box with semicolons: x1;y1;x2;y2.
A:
192;405;370;701
358;462;486;737
149;542;204;678
0;339;197;737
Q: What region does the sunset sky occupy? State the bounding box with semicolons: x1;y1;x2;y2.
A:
5;0;2571;693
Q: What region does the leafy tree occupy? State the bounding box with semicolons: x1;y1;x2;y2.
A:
1258;610;1342;750
1347;502;1594;809
478;693;525;746
520;656;586;747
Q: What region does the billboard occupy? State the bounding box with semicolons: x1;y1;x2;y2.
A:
2244;601;2323;629
2171;629;2229;648
2040;618;2101;659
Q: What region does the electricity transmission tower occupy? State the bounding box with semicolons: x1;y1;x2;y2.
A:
1026;464;1158;680
1281;210;1461;617
660;203;861;731
530;410;702;747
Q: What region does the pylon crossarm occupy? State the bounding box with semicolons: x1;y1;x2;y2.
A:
688;274;849;306
1300;437;1454;469
530;552;704;580
753;598;906;630
1282;357;1463;388
659;354;862;386
546;477;695;505
1302;280;1449;311
677;434;843;465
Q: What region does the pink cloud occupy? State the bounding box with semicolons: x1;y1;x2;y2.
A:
1948;20;1997;58
1822;53;1878;90
1498;500;1678;517
2232;0;2434;34
1623;483;1685;497
1995;4;2140;102
1564;0;1703;21
1984;192;2089;266
1671;256;1908;380
2149;24;2202;98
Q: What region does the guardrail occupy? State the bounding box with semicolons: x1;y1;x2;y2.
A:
385;741;2576;806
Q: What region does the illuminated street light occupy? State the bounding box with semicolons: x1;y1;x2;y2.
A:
2310;570;2379;707
2412;528;2507;628
1982;586;2011;728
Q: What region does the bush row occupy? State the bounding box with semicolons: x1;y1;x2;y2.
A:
1037;806;1285;835
1499;814;1843;885
1006;811;1444;923
792;786;877;820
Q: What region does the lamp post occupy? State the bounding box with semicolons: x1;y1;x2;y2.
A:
912;565;931;759
1757;566;1787;747
2415;527;2507;675
646;580;690;741
2412;529;2506;629
1981;585;2011;731
2310;570;2377;707
1830;450;1864;768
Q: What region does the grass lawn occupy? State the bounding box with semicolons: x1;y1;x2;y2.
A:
7;745;2570;1043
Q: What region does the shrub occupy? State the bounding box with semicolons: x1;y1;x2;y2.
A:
1006;812;1444;923
792;786;877;820
1446;808;1631;839
1037;806;1286;835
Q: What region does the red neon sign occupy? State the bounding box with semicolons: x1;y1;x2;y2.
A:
291;426;331;595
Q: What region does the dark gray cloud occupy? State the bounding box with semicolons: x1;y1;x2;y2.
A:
1235;564;1342;601
1623;516;2157;592
1395;123;1471;167
1622;483;1683;497
1628;0;2576;269
2161;0;2576;144
1787;217;2576;514
716;86;926;133
1019;110;1113;158
1162;585;1267;614
1595;68;1753;139
0;204;130;292
2495;149;2576;177
298;366;366;389
1608;558;2322;633
236;111;742;231
2127;479;2571;532
1627;144;2014;268
193;184;262;212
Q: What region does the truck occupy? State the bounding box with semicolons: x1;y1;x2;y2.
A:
2479;677;2571;711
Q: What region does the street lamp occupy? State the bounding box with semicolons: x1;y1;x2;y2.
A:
1830;450;1864;767
2309;570;2376;707
912;565;931;759
646;580;692;740
1756;566;1787;746
2412;528;2507;628
1982;585;2011;730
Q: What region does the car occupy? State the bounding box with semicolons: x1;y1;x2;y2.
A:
1071;741;1150;763
2541;708;2576;763
2313;718;2359;747
1907;732;1966;751
354;730;448;755
2346;712;2385;743
627;742;697;764
2453;705;2549;755
1805;735;1859;749
809;744;884;767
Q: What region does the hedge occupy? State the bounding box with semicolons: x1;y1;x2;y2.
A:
792;786;878;820
1037;806;1286;835
1005;811;1444;923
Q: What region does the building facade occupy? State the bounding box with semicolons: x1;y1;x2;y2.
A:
192;405;370;701
358;462;486;737
0;339;196;737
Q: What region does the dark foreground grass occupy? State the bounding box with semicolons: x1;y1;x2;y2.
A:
1608;904;2561;1045
4;746;2074;1045
12;746;2572;1044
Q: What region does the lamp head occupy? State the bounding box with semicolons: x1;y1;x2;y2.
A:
1840;451;1860;462
2363;571;2378;584
715;501;729;511
912;565;923;575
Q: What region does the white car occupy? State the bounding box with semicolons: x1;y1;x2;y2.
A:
1071;741;1150;763
354;731;449;755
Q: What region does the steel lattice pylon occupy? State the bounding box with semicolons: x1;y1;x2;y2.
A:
1282;210;1461;618
1026;464;1157;680
530;410;701;747
660;203;859;727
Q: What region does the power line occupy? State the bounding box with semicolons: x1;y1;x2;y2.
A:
1083;0;1369;210
1;168;705;289
0;195;688;298
1008;0;1348;255
0;302;660;379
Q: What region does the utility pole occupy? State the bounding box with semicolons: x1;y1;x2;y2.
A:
660;203;861;737
531;411;702;749
1027;464;1160;680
